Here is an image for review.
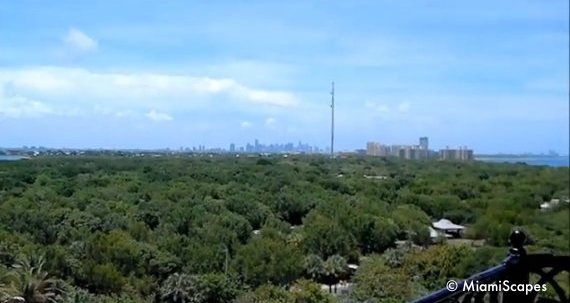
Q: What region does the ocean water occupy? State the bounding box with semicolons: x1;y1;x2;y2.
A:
476;156;569;167
0;155;27;161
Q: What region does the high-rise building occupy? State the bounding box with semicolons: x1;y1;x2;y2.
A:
419;137;429;150
366;143;429;159
439;147;474;161
366;142;378;156
365;137;473;161
229;143;235;153
367;142;389;156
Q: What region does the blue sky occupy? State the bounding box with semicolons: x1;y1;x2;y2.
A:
0;0;568;153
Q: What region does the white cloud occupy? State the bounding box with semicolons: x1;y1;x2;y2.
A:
240;121;252;128
265;117;276;127
357;94;569;128
0;95;53;118
6;69;74;94
237;89;297;107
204;60;299;87
0;84;55;118
0;66;299;119
63;28;98;53
146;110;173;122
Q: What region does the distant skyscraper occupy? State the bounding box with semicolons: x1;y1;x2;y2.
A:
229;143;235;153
366;142;389;156
439;147;474;161
419;137;429;150
366;142;378;156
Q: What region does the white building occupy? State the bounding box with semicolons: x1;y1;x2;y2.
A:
432;219;465;238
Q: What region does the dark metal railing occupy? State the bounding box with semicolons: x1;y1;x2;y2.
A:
412;230;570;303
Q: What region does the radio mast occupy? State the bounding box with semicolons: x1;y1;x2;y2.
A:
330;81;335;159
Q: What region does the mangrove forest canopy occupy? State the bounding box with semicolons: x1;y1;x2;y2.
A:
0;155;568;303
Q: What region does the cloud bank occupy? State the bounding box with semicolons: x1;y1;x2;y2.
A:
63;28;98;53
0;67;299;119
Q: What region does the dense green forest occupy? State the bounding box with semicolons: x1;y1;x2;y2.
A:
0;155;568;303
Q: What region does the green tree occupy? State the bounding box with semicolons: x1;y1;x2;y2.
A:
303;255;324;282
351;255;414;303
302;213;356;259
391;205;431;245
0;255;64;303
233;236;303;287
159;273;201;303
195;273;240;303
291;279;337;303
86;262;125;294
235;284;293;303
322;255;347;293
353;215;399;254
403;244;471;291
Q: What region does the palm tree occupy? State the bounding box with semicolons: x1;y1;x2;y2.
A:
303;254;324;282
323;255;347;294
159;273;202;303
0;281;13;303
0;255;63;303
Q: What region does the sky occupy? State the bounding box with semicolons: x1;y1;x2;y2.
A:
0;0;568;154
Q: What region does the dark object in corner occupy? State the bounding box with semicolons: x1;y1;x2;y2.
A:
411;229;570;303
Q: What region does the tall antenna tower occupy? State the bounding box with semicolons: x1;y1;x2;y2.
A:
330;81;335;159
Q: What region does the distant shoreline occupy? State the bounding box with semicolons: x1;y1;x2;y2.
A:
475;154;568;158
476;155;569;167
0;155;30;161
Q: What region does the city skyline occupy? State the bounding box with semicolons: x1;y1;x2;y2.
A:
0;1;568;154
2;139;566;157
